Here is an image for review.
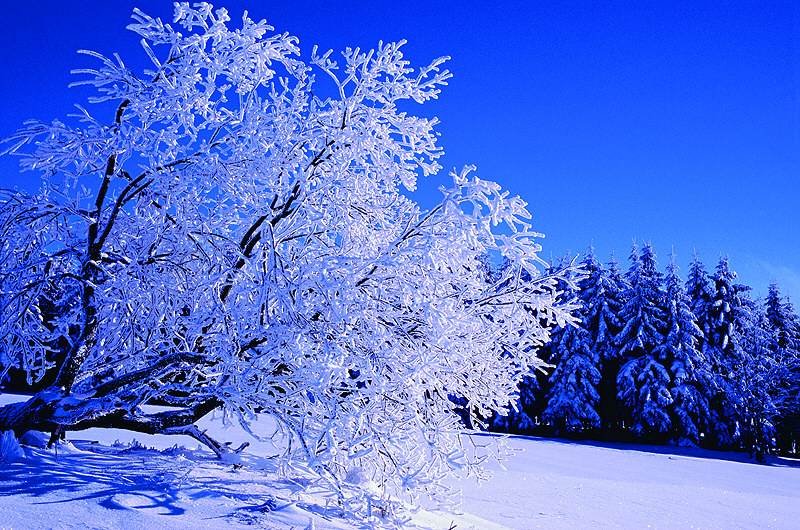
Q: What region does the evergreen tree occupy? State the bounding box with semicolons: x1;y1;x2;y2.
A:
577;247;625;438
765;282;800;352
615;242;672;439
597;251;627;438
491;254;575;434
515;373;544;431
705;256;752;448
685;252;715;354
764;282;800;454
493;240;800;457
542;321;601;434
542;248;604;434
684;252;719;441
581;248;623;364
512;371;553;433
732;298;781;461
488;379;537;433
654;253;708;444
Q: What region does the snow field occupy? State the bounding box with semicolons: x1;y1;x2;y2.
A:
2;394;799;529
452;434;800;528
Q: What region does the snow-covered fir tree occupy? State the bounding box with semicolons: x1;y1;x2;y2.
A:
542;251;602;433
615;242;672;438
580;248;623;367
765;282;800;353
684;252;730;445
556;247;623;436
685;252;715;352
486;241;800;459
708;257;747;366
518;253;577;431
704;256;753;447
764;282;800;454
597;251;627;437
731;298;782;461
488;258;560;434
653;253;708;444
489;372;539;433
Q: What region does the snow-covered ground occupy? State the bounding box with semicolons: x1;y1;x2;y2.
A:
455;434;800;529
1;393;798;529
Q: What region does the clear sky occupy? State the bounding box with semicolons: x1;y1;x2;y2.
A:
0;1;798;303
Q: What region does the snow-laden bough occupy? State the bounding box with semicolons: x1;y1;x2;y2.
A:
0;3;578;516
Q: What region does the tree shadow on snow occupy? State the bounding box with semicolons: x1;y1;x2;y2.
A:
0;442;191;516
0;439;367;529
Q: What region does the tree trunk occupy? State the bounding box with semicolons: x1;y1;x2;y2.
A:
0;389;226;455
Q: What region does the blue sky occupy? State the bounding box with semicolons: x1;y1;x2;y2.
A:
0;1;798;303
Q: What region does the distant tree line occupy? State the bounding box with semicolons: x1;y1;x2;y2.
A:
489;242;800;461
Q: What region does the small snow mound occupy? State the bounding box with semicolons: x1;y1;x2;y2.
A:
221;450;244;467
0;431;24;465
55;441;90;455
19;430;48;448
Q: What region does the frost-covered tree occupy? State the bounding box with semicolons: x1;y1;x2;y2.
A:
685;252;714;352
542;251;602;434
708;257;746;370
542;323;601;434
653;253;707;443
708;276;800;461
728;298;783;461
765;282;800;353
582;249;624;434
580;248;622;363
495;252;580;434
615;242;672;438
763;282;800;454
704;255;755;448
0;4;577;508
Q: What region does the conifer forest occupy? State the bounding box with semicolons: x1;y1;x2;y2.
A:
489;242;800;462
